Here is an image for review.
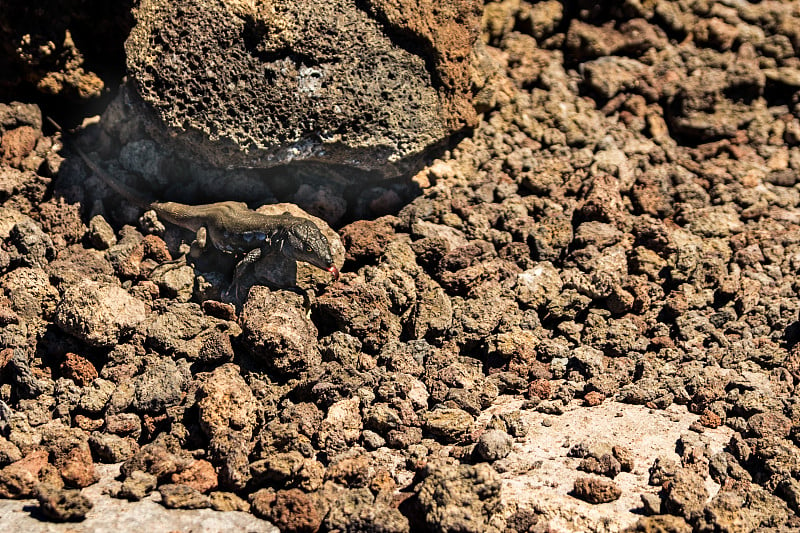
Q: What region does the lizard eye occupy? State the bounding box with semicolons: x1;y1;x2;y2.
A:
305;245;313;252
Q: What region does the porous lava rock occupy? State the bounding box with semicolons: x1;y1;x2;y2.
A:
124;0;485;179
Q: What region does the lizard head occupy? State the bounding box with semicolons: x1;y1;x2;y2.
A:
282;219;339;280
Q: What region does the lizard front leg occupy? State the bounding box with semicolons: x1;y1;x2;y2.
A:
225;247;264;302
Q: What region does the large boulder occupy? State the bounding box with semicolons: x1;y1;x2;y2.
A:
124;0;485;179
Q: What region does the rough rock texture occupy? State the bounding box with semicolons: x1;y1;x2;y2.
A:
124;0;485;178
5;0;800;531
573;475;622;504
54;279;147;347
411;462;502;532
36;484;93;522
240;288;321;376
195;364;259;490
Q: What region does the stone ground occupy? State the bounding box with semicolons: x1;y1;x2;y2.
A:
3;1;800;532
0;465;277;533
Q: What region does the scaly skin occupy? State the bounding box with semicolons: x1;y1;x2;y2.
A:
74;146;339;284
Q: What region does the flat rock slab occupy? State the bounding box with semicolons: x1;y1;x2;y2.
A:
0;464;277;533
482;400;733;532
125;0;483;178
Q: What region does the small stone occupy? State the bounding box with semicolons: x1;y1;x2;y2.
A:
584;391;605;406
413;462;501;532
78;378;115;414
171;459;218;493
105;413;142;437
240;288;321;376
528;378;552;400
9;219;56;268
572;475;622;503
639;492;662;515
613;445;635;473
536;400;565;415
159;483;211;509
60;353;98;386
131;356;189;414
88;432;137;463
73;415;104;432
0;449;51;498
662;468;708;521
36;484;93;522
196;363;258;490
475;429;513;462
250;488;324;533
578;453;622;478
747;412;791;439
120;442;192;480
88;215;117;250
362;430;386;450
40;425;98;489
116;470;157;501
209;491;250;512
423;408;474;443
54;280;147;348
150;263;195;302
0;437;23;466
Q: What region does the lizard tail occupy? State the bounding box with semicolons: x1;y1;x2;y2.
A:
72;146;152;209
46;116;152;210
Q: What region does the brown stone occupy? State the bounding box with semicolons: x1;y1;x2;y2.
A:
572;475;622;504
171;459;218;494
61;353;98;386
0;450;51;498
250;488;325;533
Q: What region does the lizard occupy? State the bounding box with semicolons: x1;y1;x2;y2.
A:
72;145;339;297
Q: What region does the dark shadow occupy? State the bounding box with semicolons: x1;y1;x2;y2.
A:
1;0;135;126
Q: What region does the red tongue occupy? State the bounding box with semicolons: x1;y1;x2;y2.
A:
328;265;340;281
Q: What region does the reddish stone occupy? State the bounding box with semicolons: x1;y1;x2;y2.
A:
250;488;325;533
528;378;552;400
699;410;722;429
142;234;172;262
573;475;621;504
202;299;237;321
0;348;13;371
576;174;627;227
61;353;97;386
56;446;98;488
584;391;606;407
0;450;51;498
171;459;218;493
116;243;145;278
1;126;39;166
339;216;396;263
73;414;104;432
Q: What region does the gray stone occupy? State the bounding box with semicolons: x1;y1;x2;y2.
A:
54;280;147;348
149;264;195;302
475;429;513;462
131;357;190;414
240;288;321;376
88;215;117;250
78;379;116;414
